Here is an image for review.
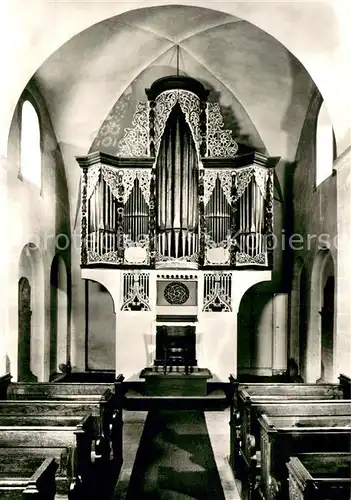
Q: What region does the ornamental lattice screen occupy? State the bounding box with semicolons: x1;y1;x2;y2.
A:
77;75;275;269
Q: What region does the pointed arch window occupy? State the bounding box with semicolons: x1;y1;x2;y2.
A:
20;100;41;188
315;101;334;187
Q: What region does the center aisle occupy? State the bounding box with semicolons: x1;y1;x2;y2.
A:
126;409;226;500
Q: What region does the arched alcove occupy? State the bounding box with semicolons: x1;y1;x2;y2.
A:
50;254;68;377
18;243;45;381
298;263;308;381
320;255;335;382
237;281;276;378
18;277;35;381
307;249;335;382
85;279;116;371
288;256;305;369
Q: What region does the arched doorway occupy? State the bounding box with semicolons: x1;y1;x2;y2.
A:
18;243;45;381
320;262;335;382
308;250;335;382
86;280;116;371
237;282;275;378
298;265;308;380
18;277;36;381
50;255;68;378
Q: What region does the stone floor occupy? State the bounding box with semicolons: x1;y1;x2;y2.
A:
112;408;241;500
205;410;241;500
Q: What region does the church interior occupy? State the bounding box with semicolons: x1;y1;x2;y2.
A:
0;2;350;499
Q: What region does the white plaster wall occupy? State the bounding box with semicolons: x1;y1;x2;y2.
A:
196;313;236;381
334;148;351;379
83;268;272;381
1;82;71;381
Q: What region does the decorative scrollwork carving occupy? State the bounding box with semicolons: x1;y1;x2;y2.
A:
198;169;205;266
100;165;121;199
81;167;88;265
218;171;233;204
154;90;201;157
117;101;150;157
234;168;255;202
206;103;238;157
149;168;157;266
87;250;124;265
155;252;198;264
178;91;201;152
254;167;268;200
203;170;218;206
203;273;232;312
87;164;101;199
205;234;232;249
119;169;151;205
265;169;274;256
203;170;233;206
123;234;149;248
164;282;190;305
123;234;149;265
234;167;269;203
154;91;177;156
121;272;150;311
235;252;268;266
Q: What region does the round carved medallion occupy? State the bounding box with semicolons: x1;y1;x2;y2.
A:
164;282;190;305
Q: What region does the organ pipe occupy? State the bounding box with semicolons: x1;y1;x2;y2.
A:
156;104;198;259
204;177;231;244
235;176;266;257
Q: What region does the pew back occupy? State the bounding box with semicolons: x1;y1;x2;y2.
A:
0;457;58;500
287;453;351;500
7;382;113;400
240;399;351;472
258;414;351;500
239;384;343;399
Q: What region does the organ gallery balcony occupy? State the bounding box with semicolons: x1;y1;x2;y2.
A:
77;76;276;270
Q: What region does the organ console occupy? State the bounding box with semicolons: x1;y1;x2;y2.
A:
77;75;276;270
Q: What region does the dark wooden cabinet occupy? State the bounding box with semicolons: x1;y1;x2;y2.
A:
154;325;197;367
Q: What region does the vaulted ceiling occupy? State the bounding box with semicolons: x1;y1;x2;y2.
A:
34;5;315;163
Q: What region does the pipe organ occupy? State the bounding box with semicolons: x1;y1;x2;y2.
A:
77;75;275;270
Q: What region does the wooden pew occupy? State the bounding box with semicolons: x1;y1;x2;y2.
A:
258;413;351;500
236;399;351;498
0;412;97;498
3;386;116;461
0;456;58;499
0;373;12;399
6;382;113;400
229;380;345;475
0;447;72;496
5;377;124;474
287;452;351;500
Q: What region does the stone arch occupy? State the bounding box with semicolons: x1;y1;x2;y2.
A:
306;249;335;382
50;254;69;378
18;243;45;381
